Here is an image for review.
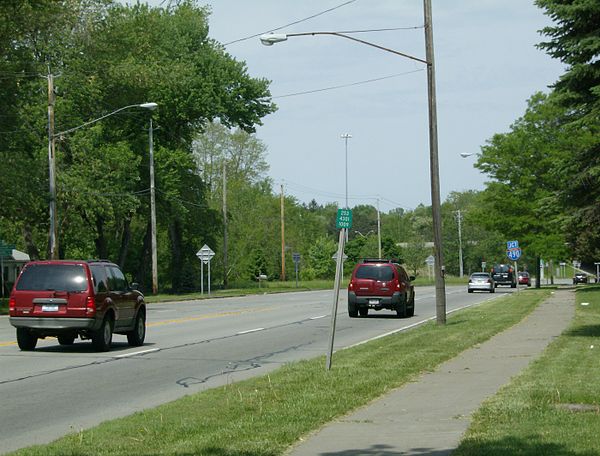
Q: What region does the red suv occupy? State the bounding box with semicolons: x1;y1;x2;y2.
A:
348;259;415;318
9;260;146;352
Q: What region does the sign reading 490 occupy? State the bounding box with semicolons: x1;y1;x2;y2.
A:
336;209;353;229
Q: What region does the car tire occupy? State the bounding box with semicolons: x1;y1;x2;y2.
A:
359;307;369;317
348;303;358;318
16;328;37;351
58;334;76;345
511;283;517;288
396;302;407;318
92;316;113;352
468;289;473;293
490;288;495;293
127;308;146;347
406;298;415;317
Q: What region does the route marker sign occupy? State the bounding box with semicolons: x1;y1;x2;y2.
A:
507;247;521;261
336;209;352;230
196;244;215;295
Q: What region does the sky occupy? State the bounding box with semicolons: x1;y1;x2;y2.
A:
144;0;566;212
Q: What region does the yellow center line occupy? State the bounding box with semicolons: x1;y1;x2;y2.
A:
0;305;279;346
147;305;277;327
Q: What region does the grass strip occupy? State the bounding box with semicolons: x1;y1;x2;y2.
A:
454;285;600;456
12;289;551;456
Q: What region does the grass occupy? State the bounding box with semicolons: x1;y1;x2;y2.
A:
10;288;551;455
454;285;600;456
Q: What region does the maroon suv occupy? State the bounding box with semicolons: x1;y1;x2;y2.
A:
9;260;146;352
348;259;415;318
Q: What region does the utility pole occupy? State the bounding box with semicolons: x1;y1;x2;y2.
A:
280;183;286;281
377;198;382;258
47;71;58;259
456;209;464;278
424;0;446;324
149;117;158;294
222;161;228;288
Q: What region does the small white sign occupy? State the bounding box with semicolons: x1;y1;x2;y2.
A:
196;244;215;264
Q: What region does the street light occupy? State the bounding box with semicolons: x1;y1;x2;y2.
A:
460;152;477;158
259;0;447;324
48;102;158;262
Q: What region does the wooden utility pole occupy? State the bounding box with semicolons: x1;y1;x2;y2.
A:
280;183;286;281
424;0;446;324
222;162;228;288
47;71;58;259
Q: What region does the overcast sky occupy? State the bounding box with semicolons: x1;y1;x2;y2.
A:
144;0;565;212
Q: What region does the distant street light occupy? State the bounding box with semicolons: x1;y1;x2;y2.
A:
260;0;447;324
48;102;158;262
460;152;477;158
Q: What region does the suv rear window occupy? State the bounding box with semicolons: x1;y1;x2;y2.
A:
355;265;394;281
493;265;510;273
16;264;88;292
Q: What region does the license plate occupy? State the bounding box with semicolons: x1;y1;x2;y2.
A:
42;305;59;312
368;299;379;305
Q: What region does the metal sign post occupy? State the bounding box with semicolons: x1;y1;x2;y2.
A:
196;244;215;296
292;253;300;288
326;209;353;371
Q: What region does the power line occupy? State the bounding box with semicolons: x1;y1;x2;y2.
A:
272;69;424;99
223;0;358;46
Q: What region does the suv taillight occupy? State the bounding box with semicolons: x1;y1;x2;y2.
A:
349;281;354;290
86;296;96;316
8;297;16;315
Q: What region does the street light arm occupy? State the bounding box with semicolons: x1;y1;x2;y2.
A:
261;32;429;66
54;102;157;137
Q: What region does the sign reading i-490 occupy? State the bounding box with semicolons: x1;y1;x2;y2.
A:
336;209;353;229
507;248;521;261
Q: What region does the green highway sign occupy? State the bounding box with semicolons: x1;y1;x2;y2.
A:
0;241;15;257
336;208;353;229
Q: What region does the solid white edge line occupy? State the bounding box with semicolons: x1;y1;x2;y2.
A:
343;295;501;351
237;328;265;335
115;348;160;358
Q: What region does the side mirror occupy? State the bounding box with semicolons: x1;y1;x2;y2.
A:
409;276;416;281
130;282;139;291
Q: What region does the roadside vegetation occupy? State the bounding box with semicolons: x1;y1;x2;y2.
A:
11;289;550;455
454;285;600;455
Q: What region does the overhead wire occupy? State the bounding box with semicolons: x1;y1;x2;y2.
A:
272;69;424;99
223;0;359;46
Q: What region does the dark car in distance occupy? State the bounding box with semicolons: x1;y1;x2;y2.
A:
573;273;588;284
9;260;146;351
348;259;415;318
491;264;517;288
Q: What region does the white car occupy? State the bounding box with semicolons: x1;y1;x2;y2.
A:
468;272;495;293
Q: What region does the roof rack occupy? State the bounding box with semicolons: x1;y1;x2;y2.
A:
362;258;392;263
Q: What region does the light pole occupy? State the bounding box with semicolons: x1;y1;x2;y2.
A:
260;1;447;324
49;102;158;260
340;133;352;209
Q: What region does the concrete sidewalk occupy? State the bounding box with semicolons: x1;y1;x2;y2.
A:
287;289;575;456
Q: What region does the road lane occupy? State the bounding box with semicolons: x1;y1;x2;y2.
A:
0;285;510;453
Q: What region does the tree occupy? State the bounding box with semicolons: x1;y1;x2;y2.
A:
536;0;600;260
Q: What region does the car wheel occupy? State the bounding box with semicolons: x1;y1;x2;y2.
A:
511;283;517;288
348;302;358;318
16;328;37;351
396;301;407;318
92;316;113;352
468;289;473;293
58;334;76;345
406;298;415;317
359;307;368;317
490;288;495;293
127;308;146;346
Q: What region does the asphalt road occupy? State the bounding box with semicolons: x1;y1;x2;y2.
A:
0;284;515;453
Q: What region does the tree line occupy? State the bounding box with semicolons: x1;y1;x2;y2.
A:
1;0;597;293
